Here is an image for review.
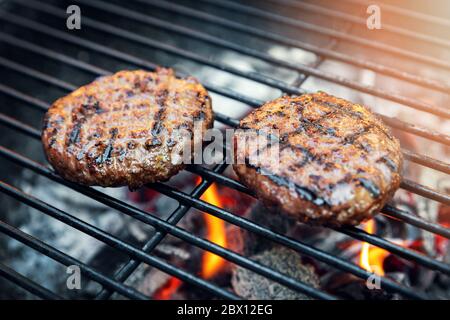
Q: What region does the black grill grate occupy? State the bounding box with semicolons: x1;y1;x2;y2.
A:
0;0;448;300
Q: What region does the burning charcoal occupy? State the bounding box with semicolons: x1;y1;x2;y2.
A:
231;246;320;300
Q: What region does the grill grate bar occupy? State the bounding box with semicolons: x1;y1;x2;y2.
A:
0;147;340;300
5;2;447;149
95;162;230;300
187;165;450;238
188;165;255;196
1;32;448;148
0;146;426;300
1;63;449;228
0;0;448;300
1;35;448;169
0;83;48;111
101;0;450;115
0;113;41;140
0;33;108;77
401;149;450;175
0;221;149;300
1;111;449;240
153;182;450;275
1;7;303;94
383;204;450;239
0;109;450;244
291;21;350;87
0;181;242;300
12;1;450;119
269;0;450;49
134;0;450;93
1;78;448;212
197;0;450;71
0;56;75;92
379;116;449;147
401;179;450;206
0;262;63;300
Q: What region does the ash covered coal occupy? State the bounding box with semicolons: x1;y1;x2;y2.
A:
232;246;320;300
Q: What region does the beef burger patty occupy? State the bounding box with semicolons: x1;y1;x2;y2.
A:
233;92;403;226
42;68;213;188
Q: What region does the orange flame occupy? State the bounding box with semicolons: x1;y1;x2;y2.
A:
359;219;390;276
153;277;182;300
198;180;227;279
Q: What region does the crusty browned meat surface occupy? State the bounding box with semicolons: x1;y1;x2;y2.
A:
233;92;403;226
42;68;213;189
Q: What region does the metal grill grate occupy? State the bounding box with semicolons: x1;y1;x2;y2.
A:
0;0;449;300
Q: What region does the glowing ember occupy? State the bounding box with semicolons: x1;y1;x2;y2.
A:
359;219;390;276
198;180;227;279
153;277;182;300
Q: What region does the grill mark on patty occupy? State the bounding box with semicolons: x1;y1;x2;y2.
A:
311;96;363;120
301;97;381;156
286;144;315;169
244;145;384;206
282;107;338;171
378;156;398;172
68;122;82;145
95;128;118;165
289;100;339;136
240;108;333;175
312;95;394;140
244;158;329;207
47;127;58;148
150;88;169;146
240;94;389;204
243;136;382;204
240;128;317;174
344;125;373;145
83;101;104;114
300;118;337;136
67;101;105;148
357;177;381;198
237;129;281;164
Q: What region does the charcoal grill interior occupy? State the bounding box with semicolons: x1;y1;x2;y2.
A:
0;0;449;300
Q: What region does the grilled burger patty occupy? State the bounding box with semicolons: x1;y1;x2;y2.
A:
233;92;403;226
42;68;213;188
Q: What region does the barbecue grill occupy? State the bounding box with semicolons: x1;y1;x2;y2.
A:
0;0;448;300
